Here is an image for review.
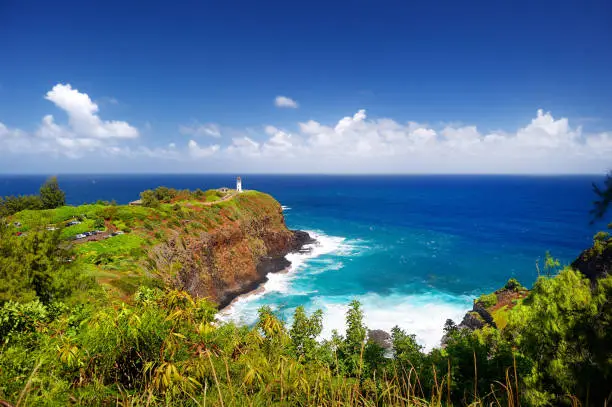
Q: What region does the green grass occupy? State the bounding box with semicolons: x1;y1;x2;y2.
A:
60;220;98;239
476;293;498;308
204;189;223;202
75;233;146;260
8;190;284;301
491;305;509;329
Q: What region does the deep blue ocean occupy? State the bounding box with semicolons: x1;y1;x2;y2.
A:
0;174;606;348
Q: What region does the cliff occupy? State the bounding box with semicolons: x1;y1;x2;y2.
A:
457;279;529;332
11;190;313;306
571;233;611;281
145;193;313;307
456;234;612;334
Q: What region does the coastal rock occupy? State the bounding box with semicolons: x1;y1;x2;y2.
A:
457;297;498;331
368;329;393;350
459;311;486;331
145;192;313;308
571;243;611;281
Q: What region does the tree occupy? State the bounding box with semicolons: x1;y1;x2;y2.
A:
507;269;612;405
39;176;65;209
289;306;323;361
0;219;81;304
140;190;160;208
443;318;458;335
345;300;366;357
591;170;612;223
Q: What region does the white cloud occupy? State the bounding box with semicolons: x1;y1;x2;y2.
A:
274;95;299;109
45;84;138;139
0;83;140;159
227;137;261;157
179;122;221;137
1;85;611;174
188;140;220;158
217;109;612;173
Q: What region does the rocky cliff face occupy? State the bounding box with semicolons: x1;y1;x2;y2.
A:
145;192;313;308
571;240;612;281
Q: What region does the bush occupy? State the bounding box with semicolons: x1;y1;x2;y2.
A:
476;293;498;308
140;190;160;208
504;278;522;292
93;218;105;230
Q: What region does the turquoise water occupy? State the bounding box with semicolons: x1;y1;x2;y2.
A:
0;175;605;349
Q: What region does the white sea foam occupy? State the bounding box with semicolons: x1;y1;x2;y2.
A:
310;292;471;351
281;205;291;211
217;230;352;322
217;229;471;351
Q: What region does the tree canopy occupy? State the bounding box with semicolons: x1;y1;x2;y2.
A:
39;176;66;209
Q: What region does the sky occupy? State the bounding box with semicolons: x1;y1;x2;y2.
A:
0;0;611;174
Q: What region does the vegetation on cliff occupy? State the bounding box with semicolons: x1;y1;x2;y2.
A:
0;178;611;406
6;181;296;303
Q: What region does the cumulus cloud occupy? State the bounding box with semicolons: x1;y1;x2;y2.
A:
219;109;612;173
274;95;299;109
45;84;138;139
0;83;141;159
1;85;611;174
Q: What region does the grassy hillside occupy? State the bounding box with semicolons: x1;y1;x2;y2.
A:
10;189;286;300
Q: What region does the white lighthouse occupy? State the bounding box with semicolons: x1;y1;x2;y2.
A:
236;176;242;193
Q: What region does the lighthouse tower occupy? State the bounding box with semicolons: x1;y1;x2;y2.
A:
236;176;242;193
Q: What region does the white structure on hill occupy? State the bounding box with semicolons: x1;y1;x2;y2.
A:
236;176;242;193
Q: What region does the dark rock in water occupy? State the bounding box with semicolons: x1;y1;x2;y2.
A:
571;244;611;281
256;256;291;276
291;230;315;252
368;329;393;350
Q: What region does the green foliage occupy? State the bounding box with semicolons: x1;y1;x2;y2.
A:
592;231;611;255
1;185;610;405
0;221;88;304
93;217;105;230
345;299;366;357
0;177;64;217
140;189;160;208
391;326;423;372
289;306;323;361
504;277;522;291
0;300;49;343
39;176;66;209
476;293;498;308
0;194;43;217
505;269;612;405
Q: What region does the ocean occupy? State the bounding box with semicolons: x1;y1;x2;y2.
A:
0;174;606;349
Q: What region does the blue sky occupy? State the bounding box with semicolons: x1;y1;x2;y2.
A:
0;0;611;173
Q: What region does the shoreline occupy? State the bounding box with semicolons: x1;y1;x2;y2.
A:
218;266;292;313
216;230;315;310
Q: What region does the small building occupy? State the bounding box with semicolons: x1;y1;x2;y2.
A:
236;176;242;193
218;187;230;194
129;199;142;206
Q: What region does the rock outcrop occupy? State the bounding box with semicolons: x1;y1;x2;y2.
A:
368;329;393;350
571;242;612;281
458;303;496;331
145;192;314;308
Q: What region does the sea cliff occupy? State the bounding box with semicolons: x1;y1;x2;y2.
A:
10;189;313;307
